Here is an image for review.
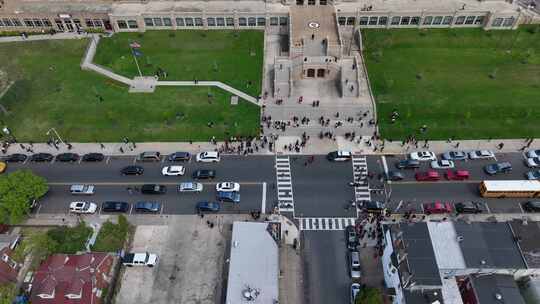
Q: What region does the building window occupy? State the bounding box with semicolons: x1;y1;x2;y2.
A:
410;16;420;25
163;18;172;26
369;17;378;25
195;18;203;26
23;19;34;27
153;18;163;26
442;16;453;25
503;17;515;27
117;20;128;29
144;18;153;26
270;17;278;25
391;16;400;25
320;0;327;4
185;18;194;26
296;0;303;5
176;18;184;26
257;17;265;26
73;19;81;29
400;16;410;25
239;17;247;26
128;20;138;29
248;17;256;26
492;18;503;27
85;19;94;27
423;16;433;25
465;16;475;25
2;19;10;26
455;16;465;25
34;19;43;27
308;0;315;5
217;17;225;26
347;17;355;25
43;19;52;27
279;17;288;26
0;19;3;27
338;17;346;25
93;19;102;27
12;19;22;26
474;16;485;25
432;16;443;25
226;17;234;26
359;17;368;25
207;18;216;26
378;16;388;25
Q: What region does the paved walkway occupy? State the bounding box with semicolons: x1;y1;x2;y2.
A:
158;81;259;104
0;32;93;43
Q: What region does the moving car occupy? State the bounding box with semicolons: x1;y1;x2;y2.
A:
141;184;167;194
216;191;240;203
196;201;220;213
30;153;54;162
409;151;436;161
351;283;361;304
216;182;240;192
523;201;540;212
1;154;27;162
469;150;495;160
121;165;144;175
423;202;453;215
69;201;97;214
161;166;185;176
526;170;540;180
415;170;441;181
441;151;468;161
196;151;220;162
102;201;130;213
134;201;161;213
454;201;483;214
484;162;512;175
168;152;191;162
0;161;5;174
178;182;203;193
56;153;80;162
122;252;158;267
526;150;540;158
349;251;362;279
526;157;540;168
137;151;161;162
82;153;104;162
192;169;216;179
395;159;420;169
326;150;352;162
69;184;95;195
387;171;404;181
445;169;470;181
345;225;358;250
360;201;386;213
430;160;455;169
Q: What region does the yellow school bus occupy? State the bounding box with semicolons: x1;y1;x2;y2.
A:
479;180;540;198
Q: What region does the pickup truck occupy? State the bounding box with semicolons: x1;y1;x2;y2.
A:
122;252;158;267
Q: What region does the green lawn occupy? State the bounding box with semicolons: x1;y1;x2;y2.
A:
94;30;264;97
0;39;260;142
363;26;540;140
92;215;132;252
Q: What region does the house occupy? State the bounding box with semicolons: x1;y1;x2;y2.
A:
31;253;115;304
0;230;21;285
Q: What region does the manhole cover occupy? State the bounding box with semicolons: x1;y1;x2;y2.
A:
308;22;320;29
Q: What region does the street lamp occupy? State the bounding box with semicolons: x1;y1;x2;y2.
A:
46;128;65;145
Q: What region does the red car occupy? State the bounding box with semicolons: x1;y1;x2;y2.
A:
423;202;453;215
415;170;441;181
445;169;470;180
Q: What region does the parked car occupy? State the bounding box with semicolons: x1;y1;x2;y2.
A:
1;153;27;162
161;166;185;176
415;170;441;181
102;201;130;213
30;153;54;162
441;151;468;161
430;160;455;169
484;162;512;175
168;152;191;162
423;202;453;215
387;171;404;181
395;159;420;169
445;169;470;180
137;151;161;162
526;150;540;158
326;150;352;162
216;191;240;203
196;201;220;213
56;153;80;162
195;151;220;162
349;251;362;279
526;170;540;180
345;225;358;250
82;153;104;162
523;201;540;212
141;184;167;194
0;161;6;174
469;150;495;160
70;184;95;195
351;283;361;304
178;182;203;192
526;157;540;168
216;182;240;192
409;151;436;161
69;201;97;214
134;201;161;213
121;165;144;175
360;201;386;213
192;169;216;179
122;252;158;267
455;201;482;214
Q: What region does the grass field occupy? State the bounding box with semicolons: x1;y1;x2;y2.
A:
94;30;264;97
0;39;259;142
363;26;540;140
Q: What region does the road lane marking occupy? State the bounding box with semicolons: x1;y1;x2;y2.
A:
129;204;133;215
390;180;483;185
352;156;370;203
106;156;111;164
78;157;82;165
381;155;389;176
160;204;164;215
484;202;491;214
519;202;524;214
275;156;294;213
298;217;356;231
47;181;264;186
261;182;267;214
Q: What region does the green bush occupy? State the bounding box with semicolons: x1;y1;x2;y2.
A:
46;222;92;254
92;215;132;252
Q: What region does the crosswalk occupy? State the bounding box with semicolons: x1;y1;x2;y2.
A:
299;217;357;231
276;156;294;212
352;156;370;202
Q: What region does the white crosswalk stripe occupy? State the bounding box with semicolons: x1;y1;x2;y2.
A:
276;156;294;212
352;156;371;202
298;217;357;231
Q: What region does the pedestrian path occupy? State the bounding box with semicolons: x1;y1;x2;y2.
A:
298;217;357;231
275;156;295;213
352;156;370;202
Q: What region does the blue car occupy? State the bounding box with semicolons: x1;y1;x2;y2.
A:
135;201;161;213
216;191;240;203
196;201;220;212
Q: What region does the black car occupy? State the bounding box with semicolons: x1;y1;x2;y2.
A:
135;201;161;213
121;165;144;175
523;201;540;212
345;225;358;250
196;201;220;213
2;153;27;162
82;153;105;162
395;159;420;169
360;201;386;213
141;184;167;194
30;153;54;162
56;153;80;162
192;169;216;179
455;201;482;214
168;152;191;162
102;201;130;213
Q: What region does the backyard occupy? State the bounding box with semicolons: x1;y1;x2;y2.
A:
363;26;540;140
0;39;260;142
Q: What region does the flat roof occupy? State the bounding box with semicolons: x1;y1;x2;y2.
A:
403;288;444;304
225;221;279;304
400;223;442;286
290;6;339;46
335;0;519;14
509;220;540;269
427;221;466;270
111;1;288;16
481;180;540;191
471;274;526;304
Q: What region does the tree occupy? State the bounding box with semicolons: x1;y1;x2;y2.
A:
0;169;48;224
356;287;383;304
0;283;16;304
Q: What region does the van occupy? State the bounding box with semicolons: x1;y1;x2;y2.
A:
137;151;161;162
349;251;361;279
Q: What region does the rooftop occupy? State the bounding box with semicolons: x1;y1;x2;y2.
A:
335;0;519;14
470;274;526;304
403;288;444;304
291;6;339;48
111;1;288;16
509;220;540;269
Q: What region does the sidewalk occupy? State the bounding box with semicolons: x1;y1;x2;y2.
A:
0;31;95;43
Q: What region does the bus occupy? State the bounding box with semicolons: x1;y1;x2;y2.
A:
479;180;540;198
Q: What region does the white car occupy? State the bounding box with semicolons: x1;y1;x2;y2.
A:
196;151;220;163
430;160;455;169
469;150;495;159
216;182;240;192
526;158;540;168
178;182;203;193
409;151;436;161
526;150;540;158
161;166;185;176
350;283;361;304
69;201;97;214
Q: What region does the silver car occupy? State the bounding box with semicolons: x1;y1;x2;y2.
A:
70;184;95;195
349;251;361;279
441;151;467;161
178;182;203;193
469;150;495;159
